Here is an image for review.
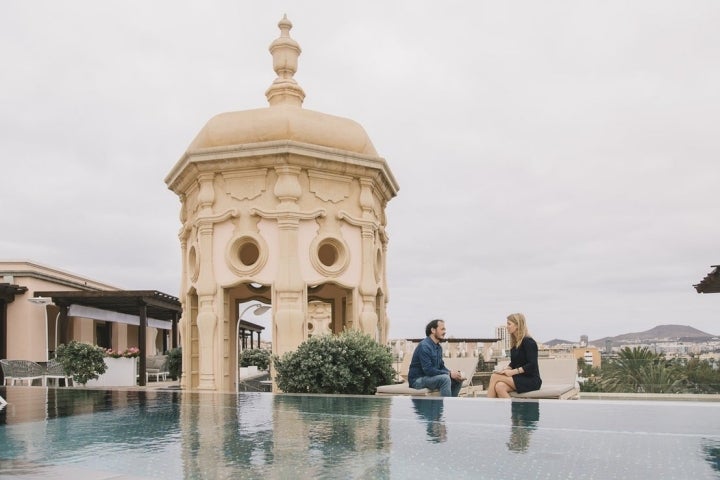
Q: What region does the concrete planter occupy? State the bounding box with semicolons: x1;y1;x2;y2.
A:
239;366;259;379
84;357;137;387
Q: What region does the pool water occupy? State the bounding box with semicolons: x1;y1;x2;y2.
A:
1;387;719;479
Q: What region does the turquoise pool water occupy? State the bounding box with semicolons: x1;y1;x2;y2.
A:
0;387;719;479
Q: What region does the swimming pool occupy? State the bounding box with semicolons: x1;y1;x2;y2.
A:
1;387;719;479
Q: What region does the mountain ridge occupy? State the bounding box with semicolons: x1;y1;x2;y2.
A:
543;324;717;347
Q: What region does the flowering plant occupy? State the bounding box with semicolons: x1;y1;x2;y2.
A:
105;347;140;358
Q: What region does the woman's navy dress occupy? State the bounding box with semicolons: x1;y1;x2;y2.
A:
510;337;542;393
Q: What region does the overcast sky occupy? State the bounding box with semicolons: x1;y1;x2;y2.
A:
2;1;718;343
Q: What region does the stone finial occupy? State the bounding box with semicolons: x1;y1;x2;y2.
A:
265;14;306;107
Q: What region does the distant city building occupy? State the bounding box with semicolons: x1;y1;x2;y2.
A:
495;325;510;353
580;335;588;347
573;347;601;368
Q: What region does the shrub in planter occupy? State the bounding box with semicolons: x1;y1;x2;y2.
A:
239;348;271;370
56;341;108;385
274;330;394;395
167;347;182;380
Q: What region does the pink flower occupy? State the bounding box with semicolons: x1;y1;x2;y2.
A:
104;347;140;358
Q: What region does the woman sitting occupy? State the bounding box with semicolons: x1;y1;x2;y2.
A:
487;313;542;398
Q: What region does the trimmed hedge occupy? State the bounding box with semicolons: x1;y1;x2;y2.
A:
274;330;394;395
239;348;271;370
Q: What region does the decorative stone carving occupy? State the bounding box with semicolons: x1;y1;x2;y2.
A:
308;301;332;336
223;169;268;201
308;170;352;203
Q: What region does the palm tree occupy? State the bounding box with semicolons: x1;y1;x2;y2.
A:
639;362;684;393
682;357;720;394
599;346;683;393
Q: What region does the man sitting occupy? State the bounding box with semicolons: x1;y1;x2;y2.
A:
407;319;464;397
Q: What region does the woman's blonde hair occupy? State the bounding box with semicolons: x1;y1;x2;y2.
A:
507;313;530;349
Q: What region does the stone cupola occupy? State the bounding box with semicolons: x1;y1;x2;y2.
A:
165;15;398;392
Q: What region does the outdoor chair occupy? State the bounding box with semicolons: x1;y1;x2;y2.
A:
444;356;482;396
145;355;169;382
509;357;580;400
1;359;16;386
7;360;46;386
44;359;73;387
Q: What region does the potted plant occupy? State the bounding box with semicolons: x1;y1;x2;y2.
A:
56;341;107;386
84;346;140;387
167;347;182;381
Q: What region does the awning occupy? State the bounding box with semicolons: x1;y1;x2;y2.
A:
68;304;172;330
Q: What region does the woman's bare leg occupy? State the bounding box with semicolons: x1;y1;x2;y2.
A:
487;373;502;398
488;373;516;398
495;381;514;398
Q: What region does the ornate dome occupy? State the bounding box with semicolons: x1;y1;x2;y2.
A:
186;15;378;157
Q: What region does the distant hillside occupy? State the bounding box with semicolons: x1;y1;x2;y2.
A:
544;338;575;347
589;324;717;346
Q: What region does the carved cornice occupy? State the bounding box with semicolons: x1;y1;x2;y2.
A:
193;209;239;230
166;140;399;201
250;207;325;221
338;210;378;230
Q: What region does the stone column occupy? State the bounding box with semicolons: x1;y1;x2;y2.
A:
273;165;306;356
195;173;218;390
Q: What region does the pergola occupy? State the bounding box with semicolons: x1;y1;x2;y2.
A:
694;265;720;294
34;290;182;386
238;319;265;350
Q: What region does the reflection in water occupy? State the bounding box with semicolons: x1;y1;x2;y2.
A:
2;388;718;478
270;395;392;478
507;400;539;453
704;442;720;473
0;389;394;479
412;398;447;443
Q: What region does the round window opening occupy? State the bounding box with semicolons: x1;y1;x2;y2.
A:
318;242;338;267
239;240;260;267
188;246;198;280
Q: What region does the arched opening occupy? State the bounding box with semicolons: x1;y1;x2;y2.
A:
224;282;271;393
307;282;354;336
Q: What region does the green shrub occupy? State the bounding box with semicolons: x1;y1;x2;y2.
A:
167;347;182;380
240;348;271;370
274;330;395;395
56;341;107;385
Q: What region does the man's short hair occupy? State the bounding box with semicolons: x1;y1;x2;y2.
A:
425;319;444;337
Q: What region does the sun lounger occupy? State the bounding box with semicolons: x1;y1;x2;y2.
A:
375;383;441;396
375;356;480;396
444;356;482;396
510;357;579;400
